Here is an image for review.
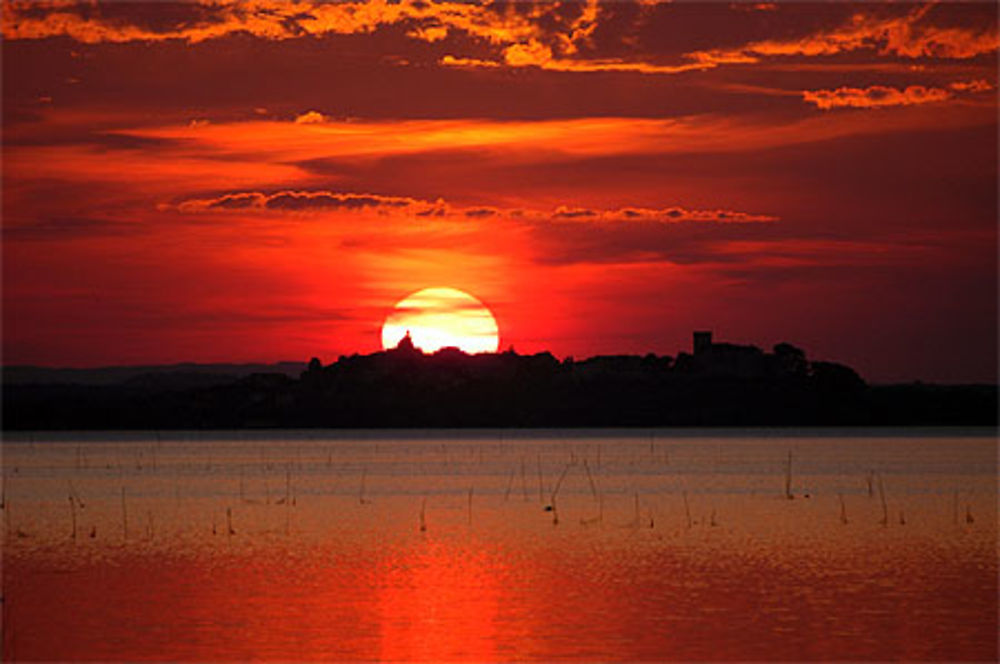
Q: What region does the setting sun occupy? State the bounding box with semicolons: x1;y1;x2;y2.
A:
381;287;500;354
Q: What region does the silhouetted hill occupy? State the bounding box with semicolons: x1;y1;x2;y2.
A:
2;336;995;430
3;362;307;387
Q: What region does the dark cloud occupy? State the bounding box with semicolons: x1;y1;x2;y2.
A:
552;206;599;219
207;193;262;210
463;207;499;218
178;190;422;213
175;190;779;230
264;192;411;211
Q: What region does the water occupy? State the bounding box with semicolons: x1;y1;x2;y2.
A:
2;428;996;661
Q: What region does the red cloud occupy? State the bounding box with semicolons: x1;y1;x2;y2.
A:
689;5;999;65
802;85;952;110
802;79;994;110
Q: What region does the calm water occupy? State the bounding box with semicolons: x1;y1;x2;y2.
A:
2;428;997;661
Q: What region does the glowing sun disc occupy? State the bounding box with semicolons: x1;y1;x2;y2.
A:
381;287;500;354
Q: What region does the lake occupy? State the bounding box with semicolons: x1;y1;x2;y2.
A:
2;428;996;661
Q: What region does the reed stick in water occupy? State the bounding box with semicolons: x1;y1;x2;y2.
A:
121;487;128;541
520;457;529;501
877;473;888;527
536;455;545;503
784;450;794;500
467;487;474;526
683;491;693;529
838;492;848;525
359;467;371;505
583;459;598;499
419;496;427;532
68;495;77;540
68;481;85;509
550;463;571;507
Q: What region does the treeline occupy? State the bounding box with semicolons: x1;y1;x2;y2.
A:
3;345;996;429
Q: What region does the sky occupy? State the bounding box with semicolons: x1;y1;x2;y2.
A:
2;0;997;382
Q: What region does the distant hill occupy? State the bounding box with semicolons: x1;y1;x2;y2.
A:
2;334;996;430
2;362;307;388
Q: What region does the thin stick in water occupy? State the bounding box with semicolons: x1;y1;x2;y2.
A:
68;480;85;508
877;473;888;527
504;468;516;502
784;450;794;500
683;491;692;529
359;467;371;505
120;487;128;541
520;456;529;501
550;463;571;506
838;492;848;524
583;459;598;499
68;495;77;540
536;455;544;503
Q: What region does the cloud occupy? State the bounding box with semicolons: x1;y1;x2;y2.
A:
688;5;999;65
802;79;994;110
803;84;952;110
552;206;599;219
550;206;777;224
4;1;995;88
443;37;712;75
463;207;499;218
294;110;329;124
174;190;778;226
177;190;422;214
606;207;778;223
0;1;548;46
948;79;995;93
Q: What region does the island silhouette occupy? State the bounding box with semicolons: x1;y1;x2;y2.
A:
3;331;996;429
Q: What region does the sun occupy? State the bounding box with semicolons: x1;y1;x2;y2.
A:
381;287;500;354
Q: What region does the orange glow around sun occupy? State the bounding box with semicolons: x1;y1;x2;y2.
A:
381;287;500;354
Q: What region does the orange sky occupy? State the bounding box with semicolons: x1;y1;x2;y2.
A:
2;1;997;381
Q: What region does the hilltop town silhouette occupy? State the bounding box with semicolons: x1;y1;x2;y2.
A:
3;331;996;429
